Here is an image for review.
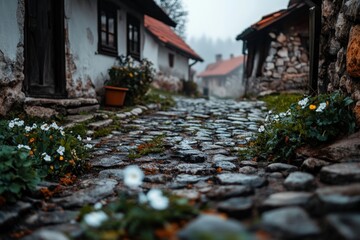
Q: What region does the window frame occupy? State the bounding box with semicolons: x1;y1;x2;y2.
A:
127;13;141;60
98;0;118;56
168;53;175;68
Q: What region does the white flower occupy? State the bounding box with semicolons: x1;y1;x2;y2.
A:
16;120;24;127
17;144;31;150
298;97;309;109
86;137;92;141
147;189;169;210
40;124;49;131
316;102;327;112
31;123;38;129
123;165;144;188
8;121;15;129
42;153;51;162
268;110;272;115
60;130;65;136
57;146;65;155
77;135;82;141
83;211;108;228
279;112;286;118
85;144;93;149
273;115;280;121
94;202;103;210
286;109;292;116
258;125;265;133
50;122;59;130
25;126;31;132
138;192;148;204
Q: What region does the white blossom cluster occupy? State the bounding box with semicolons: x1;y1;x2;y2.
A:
83;165;170;228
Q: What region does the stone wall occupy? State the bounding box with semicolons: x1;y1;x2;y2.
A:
259;32;309;94
319;0;360;123
0;0;25;116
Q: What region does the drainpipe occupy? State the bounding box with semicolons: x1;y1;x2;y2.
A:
242;40;248;97
305;0;322;96
189;60;198;82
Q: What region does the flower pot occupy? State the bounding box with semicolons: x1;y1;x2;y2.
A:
104;86;129;107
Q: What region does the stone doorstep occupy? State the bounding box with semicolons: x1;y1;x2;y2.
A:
25;97;99;107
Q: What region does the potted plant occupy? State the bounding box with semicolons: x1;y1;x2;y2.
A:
105;55;155;106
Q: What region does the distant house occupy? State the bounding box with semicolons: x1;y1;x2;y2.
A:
198;54;245;98
0;0;175;116
236;1;310;96
144;15;203;92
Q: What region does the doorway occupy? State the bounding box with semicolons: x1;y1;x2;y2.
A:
25;0;66;97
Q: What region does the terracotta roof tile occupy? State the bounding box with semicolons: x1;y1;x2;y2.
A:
197;55;244;77
144;15;203;61
236;3;306;40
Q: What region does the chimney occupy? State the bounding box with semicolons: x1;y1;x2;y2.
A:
230;54;234;59
215;54;222;62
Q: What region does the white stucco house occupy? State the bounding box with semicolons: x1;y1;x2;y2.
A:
198;54;245;98
0;0;175;116
143;15;203;92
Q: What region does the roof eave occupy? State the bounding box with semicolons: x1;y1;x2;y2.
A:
121;0;176;27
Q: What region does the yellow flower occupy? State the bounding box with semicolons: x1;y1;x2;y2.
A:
29;137;35;143
129;73;134;78
59;156;64;161
309;104;317;110
29;150;34;156
50;165;54;170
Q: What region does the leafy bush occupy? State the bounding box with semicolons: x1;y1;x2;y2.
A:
259;93;303;113
0;145;41;202
181;79;200;97
0;119;91;180
107;55;156;105
247;91;356;161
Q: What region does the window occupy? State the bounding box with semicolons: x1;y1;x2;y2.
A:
127;14;140;59
98;1;117;56
168;53;175;68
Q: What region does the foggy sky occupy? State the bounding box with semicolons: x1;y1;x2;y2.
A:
183;0;289;41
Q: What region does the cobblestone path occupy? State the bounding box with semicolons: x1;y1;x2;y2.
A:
1;97;360;240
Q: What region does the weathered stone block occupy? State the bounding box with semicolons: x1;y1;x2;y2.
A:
347;25;360;78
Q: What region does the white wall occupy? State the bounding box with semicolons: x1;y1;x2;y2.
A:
66;0;144;94
143;32;159;71
0;0;20;61
158;46;189;80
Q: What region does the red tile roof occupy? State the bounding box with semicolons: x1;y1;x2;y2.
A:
197;55;244;78
236;3;306;40
144;15;203;61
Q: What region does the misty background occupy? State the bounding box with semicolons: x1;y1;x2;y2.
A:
188;36;242;74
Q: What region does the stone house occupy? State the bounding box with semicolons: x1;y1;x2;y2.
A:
236;1;310;96
143;15;203;92
0;0;175;116
197;54;245;98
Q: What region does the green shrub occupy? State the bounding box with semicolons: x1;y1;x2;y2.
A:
0;145;41;202
259;93;303;113
181;79;200;97
0;119;90;180
107;55;155;105
247;91;356;161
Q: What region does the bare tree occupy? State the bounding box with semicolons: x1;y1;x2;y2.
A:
156;0;188;38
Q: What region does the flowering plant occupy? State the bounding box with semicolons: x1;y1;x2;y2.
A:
0;119;91;180
107;55;155;105
247;91;356;161
78;165;199;239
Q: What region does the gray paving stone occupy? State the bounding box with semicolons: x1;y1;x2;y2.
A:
217;197;254;218
0;201;32;227
52;178;117;208
206;185;253;199
284;171;315;190
325;213;360;240
261;207;320;239
216;173;266;188
213;161;237;171
178;214;252;240
320;163;360;184
266;163;298;173
262;192;313;210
